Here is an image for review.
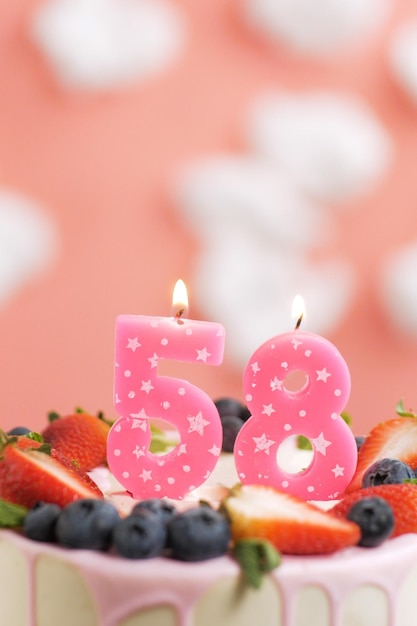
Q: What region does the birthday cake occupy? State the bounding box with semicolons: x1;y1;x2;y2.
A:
2;403;417;626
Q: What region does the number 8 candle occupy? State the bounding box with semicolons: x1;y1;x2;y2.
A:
107;280;225;500
234;296;357;500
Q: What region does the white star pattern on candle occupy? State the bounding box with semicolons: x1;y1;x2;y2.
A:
131;419;148;431
253;433;275;454
130;409;149;420
177;443;187;455
208;444;221;456
115;393;121;404
316;367;331;382
141;380;154;394
291;338;303;350
310;432;332;456
187;411;210;435
251;361;261;374
148;353;159;368
132;445;145;459
331;464;345;477
139;469;152;482
127;337;141;351
270;376;284;391
196;346;211;362
262;404;276;416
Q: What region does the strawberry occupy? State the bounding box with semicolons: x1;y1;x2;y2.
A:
346;417;417;493
0;432;103;508
221;484;360;555
42;410;111;471
332;483;417;537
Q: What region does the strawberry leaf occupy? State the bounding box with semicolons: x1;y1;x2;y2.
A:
47;411;61;423
396;399;417;418
25;432;44;443
232;538;281;589
0;498;28;528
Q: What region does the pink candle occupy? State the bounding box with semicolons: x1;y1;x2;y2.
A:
234;296;357;500
107;280;225;499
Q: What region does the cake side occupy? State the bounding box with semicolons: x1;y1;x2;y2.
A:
1;528;417;626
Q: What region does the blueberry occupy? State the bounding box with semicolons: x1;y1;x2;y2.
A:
23;502;61;542
221;415;244;452
214;398;250;421
113;509;167;559
7;426;32;436
346;496;394;547
362;457;414;488
168;505;231;561
355;436;366;452
131;499;176;526
56;499;120;551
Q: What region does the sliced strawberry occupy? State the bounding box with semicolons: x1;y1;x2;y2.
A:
0;434;103;508
222;484;360;555
346;417;417;493
42;410;111;472
332;483;417;537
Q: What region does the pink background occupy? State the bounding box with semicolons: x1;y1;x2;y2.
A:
2;0;417;436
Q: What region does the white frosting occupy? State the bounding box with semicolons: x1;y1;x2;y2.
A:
389;20;417;104
31;0;186;90
0;190;58;307
246;91;392;203
380;240;417;337
242;0;391;57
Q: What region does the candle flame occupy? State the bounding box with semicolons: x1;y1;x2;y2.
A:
171;279;189;319
292;295;305;329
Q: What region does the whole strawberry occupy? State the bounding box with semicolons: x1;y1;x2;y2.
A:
0;431;103;508
42;409;111;471
346;417;417;493
332;483;417;537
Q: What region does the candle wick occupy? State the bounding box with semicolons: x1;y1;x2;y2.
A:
294;312;303;330
175;308;185;324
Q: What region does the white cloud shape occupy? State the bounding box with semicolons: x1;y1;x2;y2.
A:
0;190;58;306
31;0;186;90
175;153;355;366
246;91;392;203
177;155;331;251
243;0;391;57
380;241;417;337
389;20;417;104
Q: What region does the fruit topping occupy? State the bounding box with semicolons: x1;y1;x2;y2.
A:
23;502;62;542
168;505;231;561
0;431;103;508
222;484;360;555
214;397;251;422
42;409;111;472
113;509;167;559
7;426;32;436
346;411;417;493
215;397;250;452
332;483;417;537
232;538;281;589
131;498;176;527
56;499;120;551
355;435;366;452
345;496;394;547
362;458;414;487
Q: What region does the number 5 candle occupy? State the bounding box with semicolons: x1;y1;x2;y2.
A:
234;296;357;500
107;280;225;499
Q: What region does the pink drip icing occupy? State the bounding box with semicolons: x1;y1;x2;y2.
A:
2;530;417;626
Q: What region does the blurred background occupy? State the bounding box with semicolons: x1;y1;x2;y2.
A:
2;0;417;435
